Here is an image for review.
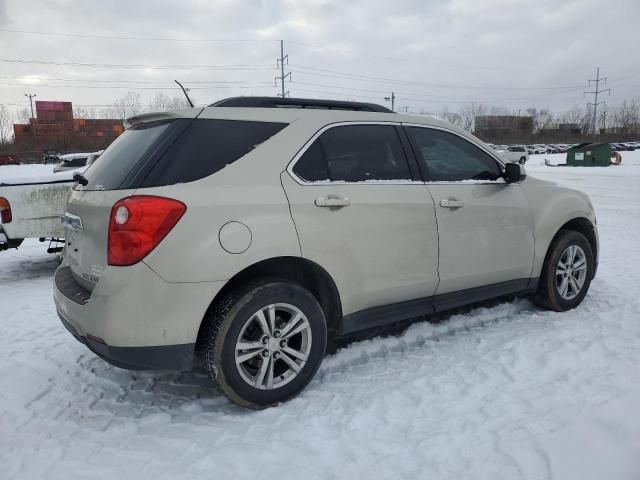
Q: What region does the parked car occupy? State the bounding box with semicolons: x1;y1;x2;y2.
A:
0;155;19;166
53;152;97;173
54;96;599;409
498;146;529;164
43;150;62;164
544;145;560;154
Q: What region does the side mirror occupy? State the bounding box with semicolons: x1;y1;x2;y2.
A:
503;162;526;183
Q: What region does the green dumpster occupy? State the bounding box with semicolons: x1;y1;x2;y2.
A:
566;143;611;167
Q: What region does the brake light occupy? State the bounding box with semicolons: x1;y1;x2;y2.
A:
0;197;11;224
108;196;186;266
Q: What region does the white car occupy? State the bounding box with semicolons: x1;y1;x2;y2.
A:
497;146;529;164
53;96;598;409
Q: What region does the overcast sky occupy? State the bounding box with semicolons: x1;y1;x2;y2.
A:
1;0;639;117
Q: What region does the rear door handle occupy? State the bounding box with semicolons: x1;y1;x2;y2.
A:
440;199;464;209
315;195;351;208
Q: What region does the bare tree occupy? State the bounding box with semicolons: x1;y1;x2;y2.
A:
614;98;640;131
149;92;189;112
436;106;463;127
106;92;144;120
0;104;12;144
459;102;488;132
74;107;97;119
15;107;31;124
526;108;555;132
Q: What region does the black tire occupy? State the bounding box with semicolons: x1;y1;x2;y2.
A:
203;280;327;409
533;230;594;311
519;157;527;165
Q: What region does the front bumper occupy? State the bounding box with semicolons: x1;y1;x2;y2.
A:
54;261;225;371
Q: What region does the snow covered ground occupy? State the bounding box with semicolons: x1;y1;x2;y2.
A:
1;153;640;480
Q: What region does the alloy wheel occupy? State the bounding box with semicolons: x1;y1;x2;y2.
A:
234;303;312;390
555;244;587;300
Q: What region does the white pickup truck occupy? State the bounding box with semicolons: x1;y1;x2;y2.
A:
0;170;76;252
0;152;101;252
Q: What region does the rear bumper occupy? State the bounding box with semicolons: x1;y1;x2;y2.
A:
53;261;225;371
58;309;195;370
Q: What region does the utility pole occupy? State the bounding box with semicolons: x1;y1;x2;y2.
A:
584;67;611;135
384;92;395;111
275;40;291;98
24;93;36;119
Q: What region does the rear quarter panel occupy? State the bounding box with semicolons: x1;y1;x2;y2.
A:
139;119;319;283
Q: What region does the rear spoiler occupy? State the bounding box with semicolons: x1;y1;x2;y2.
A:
126;108;203;128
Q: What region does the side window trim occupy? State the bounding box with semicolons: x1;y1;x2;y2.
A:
287;121;424;185
401;123;506;184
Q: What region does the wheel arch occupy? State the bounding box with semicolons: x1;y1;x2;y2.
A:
543;217;598;278
195;256;343;360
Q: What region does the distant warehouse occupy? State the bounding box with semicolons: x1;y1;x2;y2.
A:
474;115;534;138
13;101;124;156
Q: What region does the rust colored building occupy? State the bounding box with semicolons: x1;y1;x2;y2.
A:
13;101;124;154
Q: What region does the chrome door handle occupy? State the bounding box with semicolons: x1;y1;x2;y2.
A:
440;199;464;209
315;195;351;208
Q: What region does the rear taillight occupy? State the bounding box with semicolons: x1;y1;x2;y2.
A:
0;197;11;224
108;195;186;266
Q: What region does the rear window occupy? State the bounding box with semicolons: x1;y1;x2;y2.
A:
82;121;173;191
140;119;287;187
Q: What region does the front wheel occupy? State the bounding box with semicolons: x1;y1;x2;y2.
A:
534;230;594;311
203;281;327;409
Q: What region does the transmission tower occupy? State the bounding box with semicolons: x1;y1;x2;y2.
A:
584;67;611;135
276;40;291;98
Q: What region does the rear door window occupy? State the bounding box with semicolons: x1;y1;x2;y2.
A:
293;124;412;182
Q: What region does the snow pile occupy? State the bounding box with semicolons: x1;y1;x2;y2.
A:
1;153;640;479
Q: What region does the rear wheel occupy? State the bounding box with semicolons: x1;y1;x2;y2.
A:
534;230;594;311
203;281;327;409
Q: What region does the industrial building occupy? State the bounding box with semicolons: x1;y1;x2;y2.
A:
13;101;124;157
474;115;534;137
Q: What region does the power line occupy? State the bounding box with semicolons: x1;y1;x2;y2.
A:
0;28;275;43
0;75;274;85
0;58;273;70
289;64;586;91
0;82;273;91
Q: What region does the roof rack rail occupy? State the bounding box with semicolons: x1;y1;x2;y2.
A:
208;96;394;113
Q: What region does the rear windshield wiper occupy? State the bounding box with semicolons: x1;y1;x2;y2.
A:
73;172;89;186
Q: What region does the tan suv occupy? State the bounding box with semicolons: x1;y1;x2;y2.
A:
54;97;598;409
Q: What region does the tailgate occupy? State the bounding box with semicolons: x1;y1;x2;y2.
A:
64;188;136;290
